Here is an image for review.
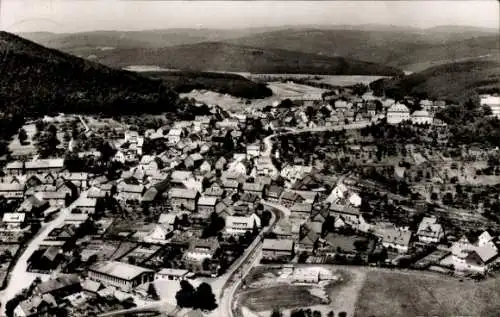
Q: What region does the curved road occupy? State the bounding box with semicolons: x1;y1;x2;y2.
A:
0;191;90;316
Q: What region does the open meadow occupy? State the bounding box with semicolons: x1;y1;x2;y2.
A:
354;270;500;317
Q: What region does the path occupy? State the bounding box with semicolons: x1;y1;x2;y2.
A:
0;190;89;316
329;267;367;317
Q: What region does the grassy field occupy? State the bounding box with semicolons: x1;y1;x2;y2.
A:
355;271;500;317
239;285;328;312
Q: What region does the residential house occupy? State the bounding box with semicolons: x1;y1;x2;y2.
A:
387;103;410;125
197;196;223;216
0;183;25;200
144;224;174;244
222;179;240;194
199;161;212;174
378;228;413;253
204;184;225;199
280;190;303;208
74;197;97;214
59;172;89;190
242;182;265;198
416;216;444;244
246;144;261;158
265;185;284;203
18;194;49;213
225;214;261;235
158;213;178;230
5;161;24;176
116;183;144;201
64;213;90;226
156;268;189;281
183;238;220;264
290;203;313;218
88;261;154;292
2;212;26;230
139;155;160;174
262;239;294;262
450;231;499;273
411;110;433;125
329;205;362;229
184;153;204;169
168;188;199;212
215;157;227;171
38;191;67;207
14;294;57;317
167;128;185;144
171;170;194;185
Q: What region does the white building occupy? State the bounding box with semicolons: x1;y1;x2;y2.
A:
416;216;444;244
88;261;154;292
411;110;433;125
450;231;499;273
224;214;261;235
387;103;410;124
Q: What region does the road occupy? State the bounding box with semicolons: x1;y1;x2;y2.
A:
0;191;89;316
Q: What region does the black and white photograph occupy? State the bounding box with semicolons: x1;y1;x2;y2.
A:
0;0;499;316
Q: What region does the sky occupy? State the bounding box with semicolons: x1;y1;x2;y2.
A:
0;0;498;33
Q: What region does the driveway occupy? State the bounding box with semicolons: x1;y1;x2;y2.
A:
0;191;89;316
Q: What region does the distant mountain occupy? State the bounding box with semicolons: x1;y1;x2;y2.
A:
0;31;178;116
370;59;500;103
225;29;499;72
88;42;403;76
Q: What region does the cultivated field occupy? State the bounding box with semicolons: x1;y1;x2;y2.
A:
354;270;500;317
249;74;389;86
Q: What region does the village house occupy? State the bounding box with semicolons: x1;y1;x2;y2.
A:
280;190;303;208
378;227;413;253
183;238;220;264
387;103;410;125
156;268;190;281
416;216;444;244
33;275;81;297
184;153;204;169
74;197;97;214
168;188;199;212
242;182;265;198
290;203;313;218
410;110;433;125
116;183;144;201
197;196;223;216
204;184;225;199
246;144;261;158
38;191;67;207
14;294;57;317
0;183;25;200
170;170;193;185
59;172;89;190
158;213;178;230
221;179;240;194
88;261;154;292
215;157;227;171
262;238;295;262
167;128;185;144
64;213;90;226
225;214;261;235
144;224;174;244
265;185;284;203
2;212;27;230
450;231;499;273
329;205;362;229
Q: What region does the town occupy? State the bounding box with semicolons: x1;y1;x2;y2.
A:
1;76;500;317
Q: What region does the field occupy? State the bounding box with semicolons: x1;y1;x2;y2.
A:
236;265;366;317
354;270;500;317
267;81;327;99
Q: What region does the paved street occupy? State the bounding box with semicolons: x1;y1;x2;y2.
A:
0;191;89;316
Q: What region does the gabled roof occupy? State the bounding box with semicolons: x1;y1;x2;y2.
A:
169;188;199;199
262;238;294;251
198;196;218;206
291;203;313;213
89;261;153;280
25;158;64;170
0;183;24;191
159;213;178;225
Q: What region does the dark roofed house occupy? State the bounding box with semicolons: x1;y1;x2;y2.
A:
262;238;294;262
14;294;57;317
34;275;81;297
265;185;284;202
242;182;265;197
290;203;313;217
280;190;304;208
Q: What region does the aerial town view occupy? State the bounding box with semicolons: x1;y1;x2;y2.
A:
0;1;499;317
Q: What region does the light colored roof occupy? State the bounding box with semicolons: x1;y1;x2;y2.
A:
171;170;193;182
411;110;432;117
381;228;412;247
473;245;498;263
388;103;409;113
242;182;265;192
81;279;102;293
5;161;23;169
118;183;144;193
158;213;177;225
169;188;199;199
157;268;189;276
291;203;313;213
198;196;218;206
76;197;97;208
25;158;64;169
65;213;89;222
60;172;88;181
2;212;26;223
89;261;153;281
262;238;294;251
0;183;24;191
226;215;258;229
168;128;183;136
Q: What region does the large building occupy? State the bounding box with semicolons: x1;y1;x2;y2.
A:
261;238;295;262
87;261;154;292
387;103;410;124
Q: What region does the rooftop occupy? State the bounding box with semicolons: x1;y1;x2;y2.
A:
89;261;153;281
262;238;294;251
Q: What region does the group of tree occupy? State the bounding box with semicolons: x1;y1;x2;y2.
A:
272;309;341;317
175;280;218;311
201;212;225;238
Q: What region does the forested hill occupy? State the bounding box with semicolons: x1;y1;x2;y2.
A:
0;31;178;117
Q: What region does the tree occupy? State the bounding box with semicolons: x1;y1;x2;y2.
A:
195;282;218;311
338;312;347;317
327;311;335;317
176;280;196;308
261;210;272;227
271;308;283;317
352;83;368;96
18;128;28;144
148;282;160;300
